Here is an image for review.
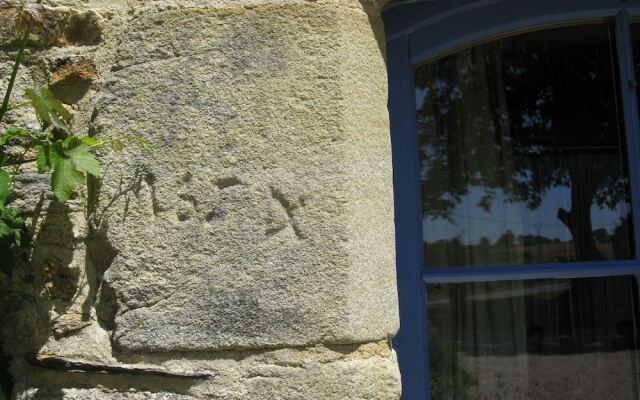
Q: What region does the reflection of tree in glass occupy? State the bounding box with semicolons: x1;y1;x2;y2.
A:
416;25;633;262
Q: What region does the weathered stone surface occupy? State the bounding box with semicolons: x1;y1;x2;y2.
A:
16;342;400;400
0;5;103;48
93;0;397;352
51;313;92;337
0;61;41;132
17;388;197;400
1;0;401;398
0;1;133;396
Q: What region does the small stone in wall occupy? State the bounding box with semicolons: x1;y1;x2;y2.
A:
51;312;90;338
49;57;97;104
0;6;103;47
41;257;79;301
63;9;103;46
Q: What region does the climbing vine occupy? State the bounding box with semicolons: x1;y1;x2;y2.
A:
0;0;121;253
0;2;150;398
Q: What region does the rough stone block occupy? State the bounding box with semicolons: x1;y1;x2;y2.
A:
16;342;400;399
91;1;398;352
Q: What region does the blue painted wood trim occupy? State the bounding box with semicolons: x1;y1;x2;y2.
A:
387;35;430;400
423;260;640;283
615;11;640;262
401;0;640;65
385;0;506;42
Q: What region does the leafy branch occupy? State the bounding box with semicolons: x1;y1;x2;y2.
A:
0;1;121;251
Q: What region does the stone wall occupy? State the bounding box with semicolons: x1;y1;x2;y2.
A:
0;1;400;398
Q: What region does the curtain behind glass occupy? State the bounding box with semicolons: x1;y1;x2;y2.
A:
428;276;640;400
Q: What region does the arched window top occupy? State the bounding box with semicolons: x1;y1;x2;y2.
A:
385;0;640;63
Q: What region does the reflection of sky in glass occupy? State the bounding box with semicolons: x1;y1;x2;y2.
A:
415;87;427;110
423;186;630;244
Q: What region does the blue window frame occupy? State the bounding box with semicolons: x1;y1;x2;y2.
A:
384;1;640;398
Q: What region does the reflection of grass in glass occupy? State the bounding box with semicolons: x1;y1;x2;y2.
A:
430;342;476;400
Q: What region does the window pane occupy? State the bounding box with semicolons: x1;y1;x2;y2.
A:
415;24;634;268
427;275;640;400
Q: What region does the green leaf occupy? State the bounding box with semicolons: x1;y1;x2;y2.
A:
60;136;101;177
35;142;61;173
80;137;98;147
68;145;100;177
0;206;24;247
1;126;31;146
24;87;71;131
0;169;10;208
51;157;84;202
36;144;49;173
40;140;91;202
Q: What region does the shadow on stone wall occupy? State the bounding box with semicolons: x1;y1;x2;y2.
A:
0;168;206;398
84;167;140;330
0;195;77;399
359;0;388;60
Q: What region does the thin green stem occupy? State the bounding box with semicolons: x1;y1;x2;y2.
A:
5;156;35;168
0;24;31;125
8;101;30;110
8;147;30;192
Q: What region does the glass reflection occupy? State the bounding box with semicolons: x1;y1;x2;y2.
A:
416;24;634;267
427;276;640;400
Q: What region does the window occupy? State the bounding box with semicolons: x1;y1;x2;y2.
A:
385;1;640;399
